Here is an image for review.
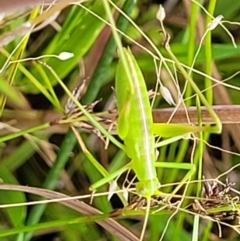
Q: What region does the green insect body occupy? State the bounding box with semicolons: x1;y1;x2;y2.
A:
116;48;159;197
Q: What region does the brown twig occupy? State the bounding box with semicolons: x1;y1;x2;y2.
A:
2;105;240;135
152;105;240;124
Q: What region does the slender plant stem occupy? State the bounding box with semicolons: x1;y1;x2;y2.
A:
205;0;217;104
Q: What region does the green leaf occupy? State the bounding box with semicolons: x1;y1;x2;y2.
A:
18;1;107;93
0;76;29;109
0;166;26;227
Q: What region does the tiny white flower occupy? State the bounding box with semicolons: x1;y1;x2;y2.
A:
155;149;159;159
0;122;7;130
23;21;32;28
0;13;5;22
160;85;175;105
108;180;118;201
207;15;223;31
156;5;166;22
183;133;191;139
122;188;128;202
58;51;74;60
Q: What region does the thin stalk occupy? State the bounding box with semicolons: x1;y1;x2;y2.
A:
46;64;124;150
185;0;201;106
204;0;217;104
0;8;39;116
165;44;222;133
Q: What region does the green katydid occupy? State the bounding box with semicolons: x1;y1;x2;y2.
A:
115;48;159;197
90;47;204;240
91;48;210;197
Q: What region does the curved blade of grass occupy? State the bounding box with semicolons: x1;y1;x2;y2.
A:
0;48;61;110
0;76;29;110
0;184;139;241
0;215;110;238
0;123;49;143
0;7;39;115
21;129;77;241
1;133;48;171
0;167;26;228
21;1;107;93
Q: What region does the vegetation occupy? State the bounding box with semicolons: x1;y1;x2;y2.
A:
1;0;240;240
